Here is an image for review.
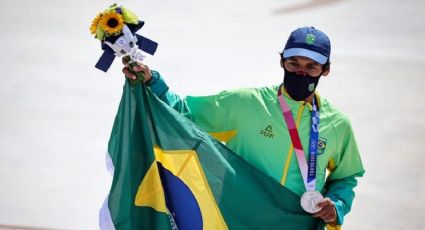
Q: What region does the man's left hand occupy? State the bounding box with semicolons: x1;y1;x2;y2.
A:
312;198;337;223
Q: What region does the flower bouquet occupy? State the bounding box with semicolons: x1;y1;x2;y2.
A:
90;4;158;84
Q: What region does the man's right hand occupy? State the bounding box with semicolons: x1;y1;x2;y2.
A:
122;57;152;82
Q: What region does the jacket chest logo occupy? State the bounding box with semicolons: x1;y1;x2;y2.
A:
260;125;274;139
317;137;327;155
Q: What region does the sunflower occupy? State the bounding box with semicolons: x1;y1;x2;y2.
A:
90;13;102;34
99;11;124;35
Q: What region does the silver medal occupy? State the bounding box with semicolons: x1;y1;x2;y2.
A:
300;191;323;213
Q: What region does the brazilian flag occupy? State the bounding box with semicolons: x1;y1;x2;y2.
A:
99;81;325;230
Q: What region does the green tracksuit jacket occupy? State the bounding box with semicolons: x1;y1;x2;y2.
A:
146;70;365;229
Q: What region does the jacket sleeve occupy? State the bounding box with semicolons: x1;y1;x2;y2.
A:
324;172;363;229
324;116;365;229
146;70;192;118
145;70;244;134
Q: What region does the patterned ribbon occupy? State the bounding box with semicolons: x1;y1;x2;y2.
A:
277;85;320;192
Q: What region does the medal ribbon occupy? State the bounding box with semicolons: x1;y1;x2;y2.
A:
277;85;320;192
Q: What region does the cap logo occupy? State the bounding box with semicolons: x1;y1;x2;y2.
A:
305;34;316;45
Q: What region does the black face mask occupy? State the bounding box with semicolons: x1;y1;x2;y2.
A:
283;68;321;101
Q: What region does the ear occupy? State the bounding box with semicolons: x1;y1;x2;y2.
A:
322;65;331;77
280;59;285;68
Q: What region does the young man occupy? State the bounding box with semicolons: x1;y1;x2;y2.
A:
122;26;364;229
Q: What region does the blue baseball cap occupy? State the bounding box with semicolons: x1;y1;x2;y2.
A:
282;27;331;64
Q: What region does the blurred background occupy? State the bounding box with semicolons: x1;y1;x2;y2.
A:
1;0;424;229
